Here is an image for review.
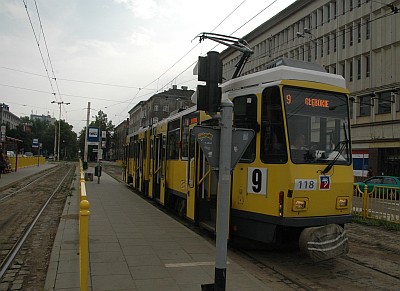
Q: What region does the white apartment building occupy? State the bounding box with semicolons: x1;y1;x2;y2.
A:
221;0;400;177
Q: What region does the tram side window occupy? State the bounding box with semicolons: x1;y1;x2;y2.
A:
129;139;135;158
181;112;199;160
261;86;288;164
167;119;180;160
233;95;257;162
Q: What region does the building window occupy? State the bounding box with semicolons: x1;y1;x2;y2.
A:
314;40;318;59
357;58;361;80
154;104;159;112
349;60;353;82
341;62;345;78
320;7;324;25
357;22;361;43
333;1;337;19
350;0;353;11
342;29;346;48
313;10;317;28
378;91;392;114
320;38;324;57
359;95;372;116
163;105;169;112
333;32;337;52
152;117;158;124
326;35;330;55
349;25;353;46
332;64;337;74
350;98;354;118
342;0;346;15
365;54;370;78
365;17;370;40
327;4;330;22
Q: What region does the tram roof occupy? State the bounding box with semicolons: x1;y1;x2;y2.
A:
222;61;346;93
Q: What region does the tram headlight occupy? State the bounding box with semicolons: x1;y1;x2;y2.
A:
292;198;308;211
336;197;349;209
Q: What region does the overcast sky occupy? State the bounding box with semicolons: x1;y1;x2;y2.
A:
0;0;296;133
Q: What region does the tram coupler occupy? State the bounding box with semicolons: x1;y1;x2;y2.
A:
299;224;349;262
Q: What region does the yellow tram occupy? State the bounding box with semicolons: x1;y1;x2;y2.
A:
123;59;353;254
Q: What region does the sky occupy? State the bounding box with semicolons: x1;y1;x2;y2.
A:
0;0;296;134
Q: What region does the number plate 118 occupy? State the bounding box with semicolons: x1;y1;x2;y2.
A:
294;179;317;190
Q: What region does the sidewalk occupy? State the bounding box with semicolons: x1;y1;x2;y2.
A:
45;168;272;291
0;162;57;189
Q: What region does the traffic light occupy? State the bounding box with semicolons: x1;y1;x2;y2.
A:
197;51;222;113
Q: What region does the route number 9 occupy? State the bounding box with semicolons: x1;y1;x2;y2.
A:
247;168;267;194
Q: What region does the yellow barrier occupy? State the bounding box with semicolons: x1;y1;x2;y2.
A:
353;184;400;224
79;160;90;291
8;156;46;171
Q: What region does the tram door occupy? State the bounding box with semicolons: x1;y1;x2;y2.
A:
190;132;218;232
137;140;144;193
153;134;166;204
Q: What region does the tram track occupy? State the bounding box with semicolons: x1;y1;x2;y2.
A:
231;225;400;290
0;165;61;202
0;163;76;289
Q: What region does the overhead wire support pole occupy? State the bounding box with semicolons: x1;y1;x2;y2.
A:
51;101;70;161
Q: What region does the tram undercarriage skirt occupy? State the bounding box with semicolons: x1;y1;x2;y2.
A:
299;224;349;262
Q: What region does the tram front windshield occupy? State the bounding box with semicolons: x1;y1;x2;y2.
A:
283;86;351;165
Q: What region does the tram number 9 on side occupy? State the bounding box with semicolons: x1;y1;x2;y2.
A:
247;168;268;195
294;179;317;190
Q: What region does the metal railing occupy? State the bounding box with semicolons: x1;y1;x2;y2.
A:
79;161;90;291
353;184;400;224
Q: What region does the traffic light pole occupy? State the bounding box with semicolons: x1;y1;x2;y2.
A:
214;99;233;291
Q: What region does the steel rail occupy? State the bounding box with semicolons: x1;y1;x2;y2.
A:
0;165;74;279
0;165;62;202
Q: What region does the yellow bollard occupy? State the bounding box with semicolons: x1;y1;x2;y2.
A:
79;200;90;291
362;185;368;218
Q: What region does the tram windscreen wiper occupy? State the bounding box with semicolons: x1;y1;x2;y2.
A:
321;123;349;174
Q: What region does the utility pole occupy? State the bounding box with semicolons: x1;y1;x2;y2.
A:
83;102;90;170
53;120;57;159
51;101;70;161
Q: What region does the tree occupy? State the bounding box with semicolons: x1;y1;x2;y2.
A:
6;117;78;160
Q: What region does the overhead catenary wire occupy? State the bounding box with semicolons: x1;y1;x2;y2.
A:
13;1;294;129
22;0;57;99
0;66;157;90
114;0;251;119
159;0;279;96
113;0;288;126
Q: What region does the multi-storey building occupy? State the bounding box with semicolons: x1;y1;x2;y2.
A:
128;85;194;133
114;118;129;160
221;0;400;177
0;103;20;130
30;114;56;124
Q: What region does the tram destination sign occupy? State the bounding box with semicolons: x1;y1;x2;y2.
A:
193;125;254;170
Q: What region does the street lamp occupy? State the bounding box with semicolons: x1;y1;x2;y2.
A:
51;101;70;161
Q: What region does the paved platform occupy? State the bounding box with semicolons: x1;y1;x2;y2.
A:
45;166;272;291
0;162;57;188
